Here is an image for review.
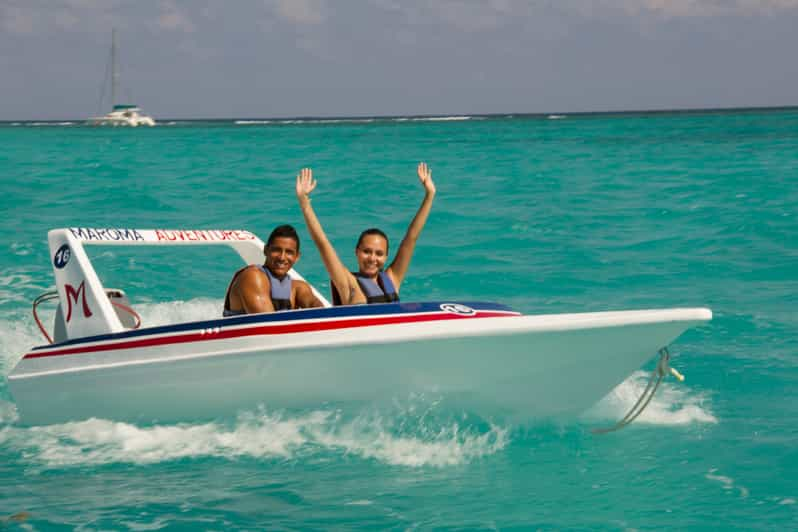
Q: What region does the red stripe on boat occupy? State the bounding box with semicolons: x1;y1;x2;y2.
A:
24;311;517;359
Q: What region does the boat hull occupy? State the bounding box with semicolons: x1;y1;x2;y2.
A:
7;303;711;425
87;116;155;127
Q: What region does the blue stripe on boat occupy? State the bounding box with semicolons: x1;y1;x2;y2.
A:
32;301;516;350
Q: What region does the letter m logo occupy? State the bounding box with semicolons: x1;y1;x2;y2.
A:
65;281;93;322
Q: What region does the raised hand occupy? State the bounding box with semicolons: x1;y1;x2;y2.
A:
417;162;436;195
386;161;437;289
296;167;317;199
294;166;353;304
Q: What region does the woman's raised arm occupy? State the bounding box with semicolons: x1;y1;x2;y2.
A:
295;168;356;304
386;162;436;290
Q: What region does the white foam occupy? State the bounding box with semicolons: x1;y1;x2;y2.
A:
548;114;566;119
1;409;315;467
0;314;47;374
408;116;473;122
0;400;20;424
307;118;375;124
0;406;506;469
308;412;508;467
118;518;169;531
133;298;223;328
706;468;749;498
583;370;717;426
10;242;33;256
235;118;378;125
344;500;373;506
705;468;733;488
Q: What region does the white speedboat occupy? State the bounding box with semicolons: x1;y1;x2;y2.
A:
87;29;155;127
6;227;711;426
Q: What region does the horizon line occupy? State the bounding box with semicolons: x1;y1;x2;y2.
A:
2;104;797;123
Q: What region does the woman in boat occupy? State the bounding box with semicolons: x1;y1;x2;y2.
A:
295;163;436;305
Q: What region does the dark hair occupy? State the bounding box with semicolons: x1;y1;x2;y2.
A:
265;224;300;253
356;228;389;252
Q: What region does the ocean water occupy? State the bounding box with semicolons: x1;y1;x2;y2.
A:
1;110;797;529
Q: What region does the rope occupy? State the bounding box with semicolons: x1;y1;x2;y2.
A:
31;290;142;345
591;347;678;435
110;300;142;329
32;290;59;344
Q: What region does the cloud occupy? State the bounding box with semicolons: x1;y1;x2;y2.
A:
269;0;326;26
365;0;520;32
0;4;36;34
395;0;798;27
53;10;80;30
0;0;122;35
587;0;798;18
427;0;516;32
158;1;196;32
738;0;798;10
3;0;795;40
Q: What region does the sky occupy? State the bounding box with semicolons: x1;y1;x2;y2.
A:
2;0;797;120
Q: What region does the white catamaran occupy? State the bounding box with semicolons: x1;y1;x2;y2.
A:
87;29;155;127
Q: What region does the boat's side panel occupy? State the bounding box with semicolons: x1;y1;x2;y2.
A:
11;304;519;378
9;307;709;380
8;312;707;425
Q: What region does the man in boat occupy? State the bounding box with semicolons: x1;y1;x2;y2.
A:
295;163;436;305
223;225;323;315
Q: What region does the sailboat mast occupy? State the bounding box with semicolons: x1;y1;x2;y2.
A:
111;28;117;109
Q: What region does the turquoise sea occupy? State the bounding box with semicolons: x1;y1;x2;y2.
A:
1;109;796;529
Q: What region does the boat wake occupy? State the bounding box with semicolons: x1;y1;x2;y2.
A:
0;401;507;469
0;373;717;470
27;122;76;127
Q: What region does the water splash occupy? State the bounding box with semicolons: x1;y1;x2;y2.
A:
133;298;223;328
1;405;506;469
308;406;508;467
584;370;717;426
0;315;44;374
9;409;315;467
